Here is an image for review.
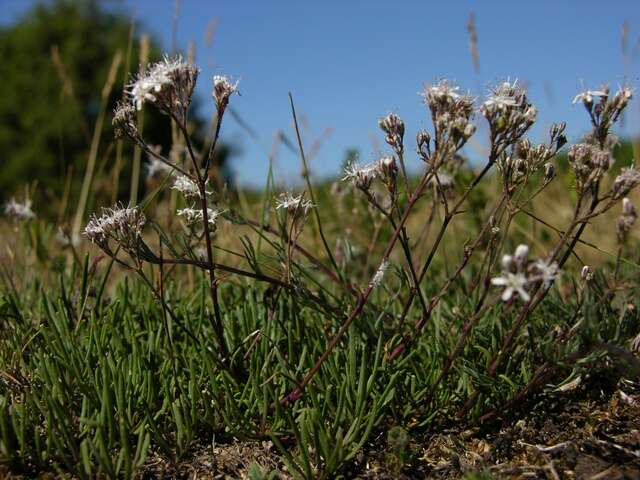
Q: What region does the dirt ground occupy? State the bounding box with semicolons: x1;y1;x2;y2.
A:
139;372;640;479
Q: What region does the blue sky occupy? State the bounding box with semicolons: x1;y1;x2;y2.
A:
3;0;640;187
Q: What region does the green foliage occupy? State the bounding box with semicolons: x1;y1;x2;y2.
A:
0;246;638;478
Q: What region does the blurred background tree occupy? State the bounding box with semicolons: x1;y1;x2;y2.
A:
0;0;234;219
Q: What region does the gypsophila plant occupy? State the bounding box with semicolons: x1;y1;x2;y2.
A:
8;50;635;479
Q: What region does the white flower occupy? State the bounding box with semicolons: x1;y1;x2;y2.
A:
4;198;35;221
491;272;530;302
275;192;314;215
572;89;607;105
424;80;461;102
532;260;558;287
128;57;181;110
212;75;239;108
369;260;389;289
483;94;518;110
177;207;224;227
84;205;146;253
342;161;380;190
171;175;207;199
483;80;522;110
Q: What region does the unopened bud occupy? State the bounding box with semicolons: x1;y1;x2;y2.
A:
544;162;555;182
514;244;529;265
416;129;431;160
378;155;398;180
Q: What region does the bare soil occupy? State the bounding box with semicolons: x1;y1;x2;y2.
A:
138;372;640;479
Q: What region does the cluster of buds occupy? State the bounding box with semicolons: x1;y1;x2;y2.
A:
127;55;199;123
213;75;239;112
275;192;314;218
567;143;611;195
573;86;633;143
616;197;637;244
4;197;35;221
491;244;558;302
549;122;568;152
498;136;558;189
422;80;475;160
84;205;147;258
610;166;640;200
481;80;536;150
378;113;405;156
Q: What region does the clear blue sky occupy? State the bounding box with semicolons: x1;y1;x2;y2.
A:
2;0;640;187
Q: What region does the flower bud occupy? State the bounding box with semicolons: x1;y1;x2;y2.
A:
378;155;398;180
544;162;555;182
581;265;593;282
514;244;529;266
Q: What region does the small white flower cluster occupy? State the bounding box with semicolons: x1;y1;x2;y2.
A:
481;80;536;142
275;192;314;216
177;207;224;227
572;89;608;106
342;161;382;190
128;55;198;111
572;85;633;134
573;85;633;110
421;80;475;156
213;75;239;110
171;175;214;199
84;205;146;255
129;57;177;111
423;80;462;103
369;260;389;289
491;245;558;302
171;176;222;231
4;198;35;221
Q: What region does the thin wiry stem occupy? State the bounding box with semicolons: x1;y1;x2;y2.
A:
281;169;435;405
173;114;232;372
288;93;341;277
